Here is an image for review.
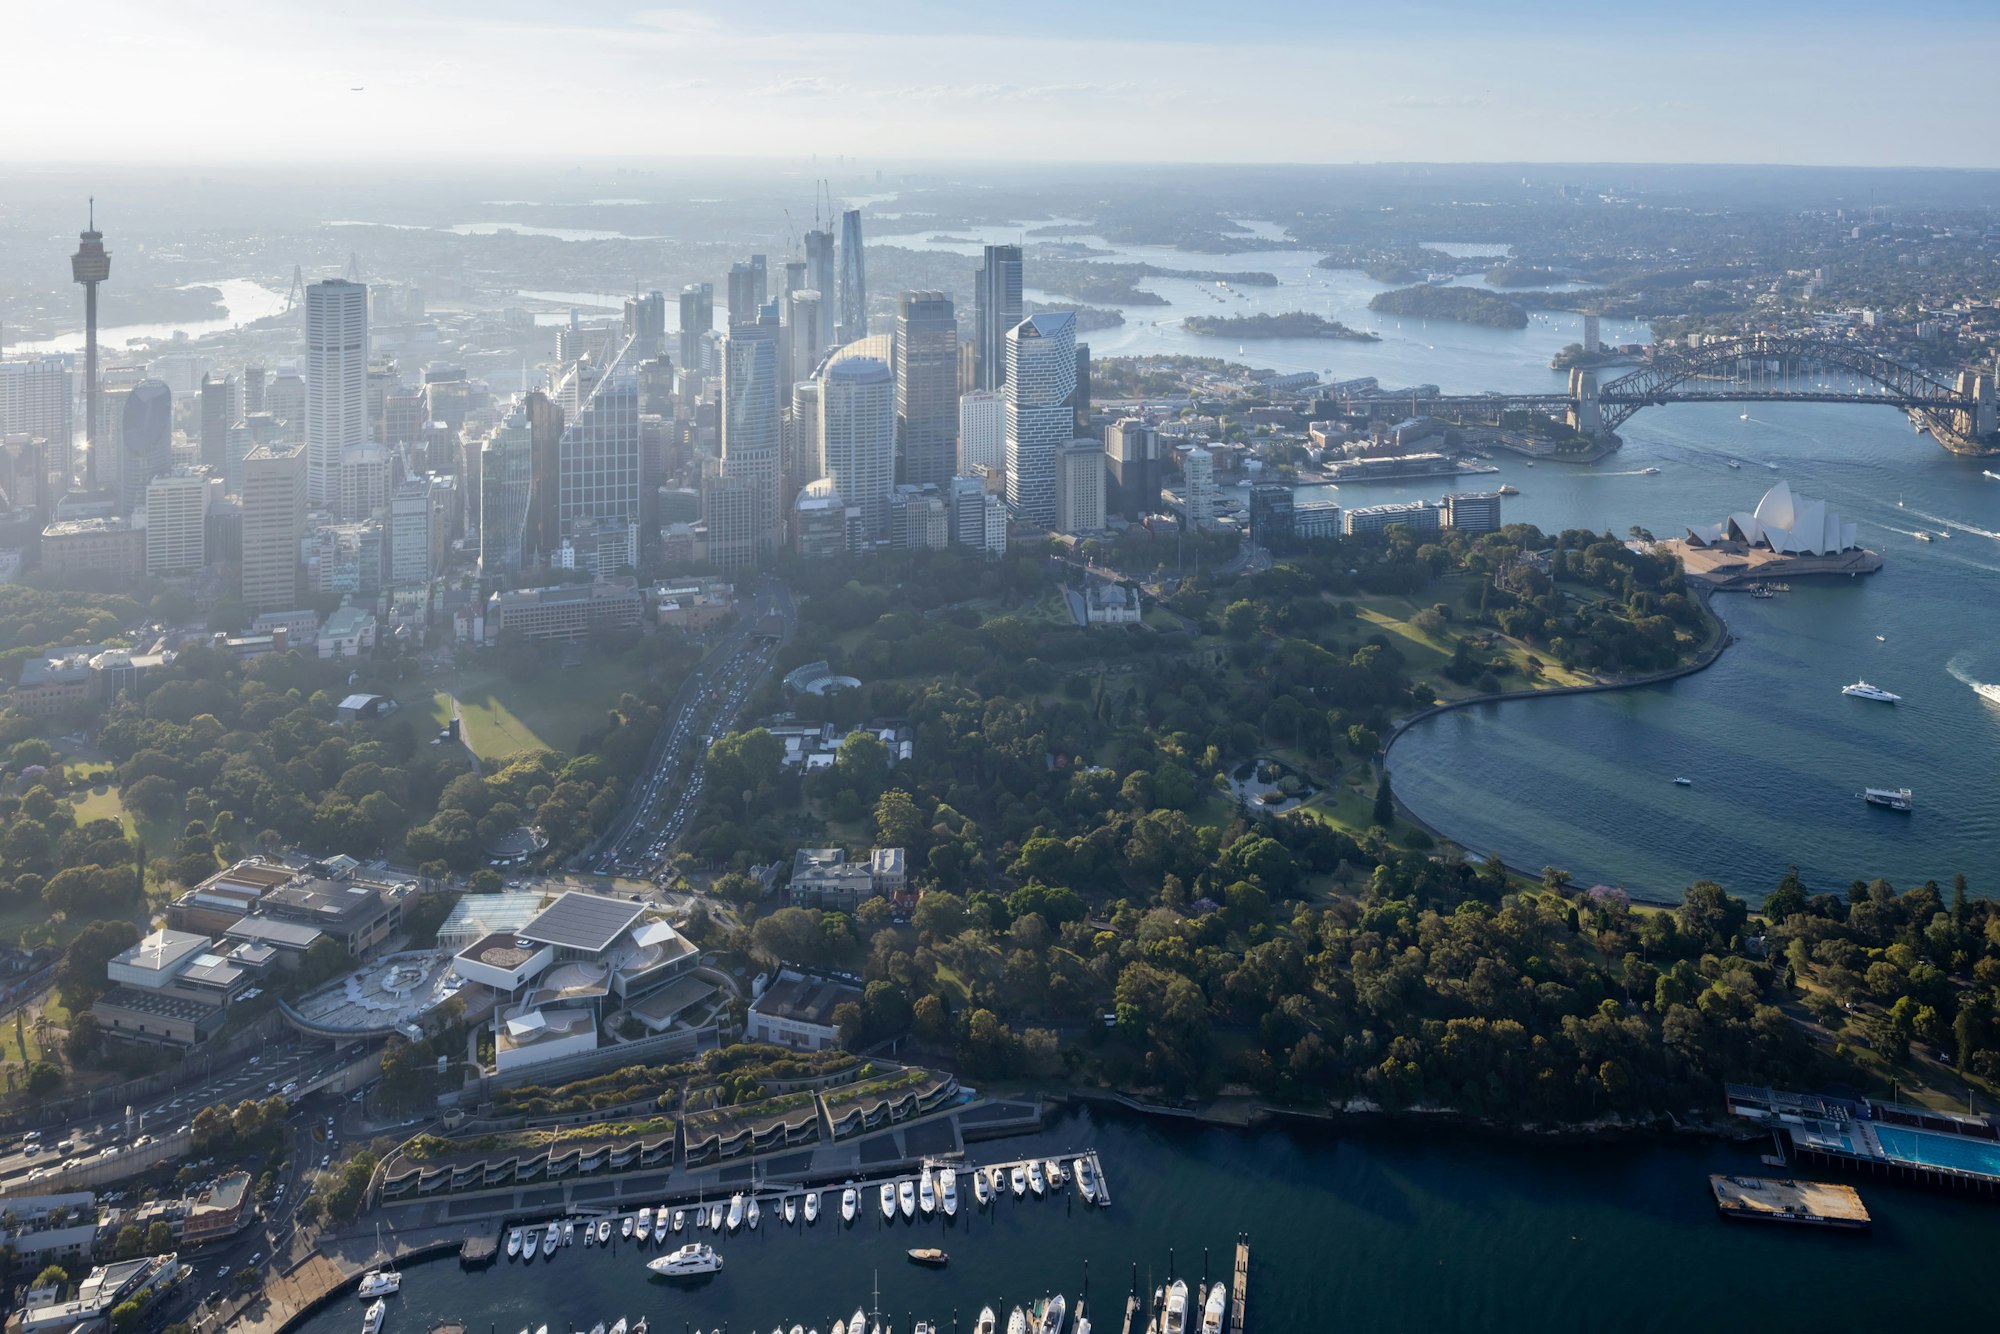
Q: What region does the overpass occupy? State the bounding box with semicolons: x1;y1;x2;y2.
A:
1402;334;1998;455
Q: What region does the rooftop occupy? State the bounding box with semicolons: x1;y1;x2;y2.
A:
520;890;645;954
751;972;861;1029
113;928;211;978
257;878;387;928
461;930;542;971
221;917;324;950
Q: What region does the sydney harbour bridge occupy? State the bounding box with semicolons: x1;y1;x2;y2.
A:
1400;333;1999;456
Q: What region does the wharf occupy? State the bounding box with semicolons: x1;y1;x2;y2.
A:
458;1234;498;1267
1232;1236;1249;1331
1710;1174;1870;1229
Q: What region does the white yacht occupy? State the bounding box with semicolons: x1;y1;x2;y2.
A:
880;1183;897;1220
506;1228;522;1258
636;1208;653;1242
1975;681;2000;705
562;1221;574;1246
973;1170;991;1206
851;1308;868;1334
621;1215;635;1240
898;1179;917;1219
1043;1158;1065;1187
583;1222;595;1247
655;1205;670;1240
940;1168;958;1217
647;1243;723;1278
596;1219;612;1244
1200;1283;1227;1334
1007;1309;1029;1334
726;1194;745;1231
1010;1165;1028;1197
1074;1157;1098;1205
1028;1161;1046;1196
989;1165;1007;1195
356;1269;400;1299
1161;1281;1190;1334
1038;1294;1067;1334
708;1203;724;1232
1842;680;1900;703
746;1197;760;1230
805;1191;821;1224
541;1223;558;1257
671;1209;686;1233
976;1308;998;1334
610;1319;628;1334
362;1299;386;1334
919;1167;937;1216
783;1196;797;1225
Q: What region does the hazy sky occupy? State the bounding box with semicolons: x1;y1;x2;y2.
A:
9;0;1997;165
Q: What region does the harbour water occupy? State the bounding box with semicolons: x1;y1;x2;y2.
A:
294;1106;2000;1334
870;222;2000;904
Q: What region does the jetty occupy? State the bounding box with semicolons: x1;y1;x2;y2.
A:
1710;1175;1870;1229
1231;1236;1249;1332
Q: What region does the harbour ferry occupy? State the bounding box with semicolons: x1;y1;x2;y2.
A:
646;1242;723;1278
1841;680;1900;703
1864;786;1914;812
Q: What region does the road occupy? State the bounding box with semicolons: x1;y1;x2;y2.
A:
584;577;796;880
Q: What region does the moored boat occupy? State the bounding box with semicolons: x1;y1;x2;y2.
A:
747;1197;760;1230
357;1268;400;1299
919;1167;937;1216
879;1183;896;1220
709;1203;724;1231
1007;1308;1028;1334
671;1209;685;1233
1074;1157;1097;1204
1038;1294;1067;1334
1161;1281;1190;1334
898;1179;917;1218
635;1208;652;1243
805;1191;821;1224
596;1219;612;1244
940;1168;958;1217
974;1170;991;1206
1200;1282;1226;1334
976;1308;997;1334
362;1299;386;1334
621;1215;634;1240
1010;1165;1027;1197
647;1242;724;1277
726;1194;745;1231
1028;1161;1046;1196
784;1195;797;1225
506;1228;522;1258
542;1223;558;1257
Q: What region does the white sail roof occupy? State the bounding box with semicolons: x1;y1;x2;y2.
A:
1687;480;1857;555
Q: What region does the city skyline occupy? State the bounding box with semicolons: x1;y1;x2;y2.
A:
3;0;1996;166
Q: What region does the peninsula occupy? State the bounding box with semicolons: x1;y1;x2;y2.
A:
1181;310;1380;341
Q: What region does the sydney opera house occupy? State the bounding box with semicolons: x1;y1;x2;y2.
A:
1667;481;1882;587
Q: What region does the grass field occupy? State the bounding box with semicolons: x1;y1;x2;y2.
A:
1350;584;1596;700
419;659;645;761
66;783;177;852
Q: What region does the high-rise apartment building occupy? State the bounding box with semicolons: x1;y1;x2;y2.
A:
479;407;532;574
0;356;74;482
973;244;1024;393
819;357;896;541
958;390;1005;476
199;372;237;474
894;291;958;489
241;445;306;614
713;322;783;569
1180;445;1216;530
338;443;395;520
1054;440;1107;535
143;470;209;576
788;380;822;516
837;209;867;344
1003;312;1077;530
304;279;369;509
524;390;564;564
388;477;442;586
1105;418;1162;518
677;284;714;380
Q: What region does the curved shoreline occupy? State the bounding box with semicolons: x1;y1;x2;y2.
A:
1380;589;1735;902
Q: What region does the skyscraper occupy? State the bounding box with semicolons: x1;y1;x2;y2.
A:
70;201;111;487
118;380;174;515
557;348;641;561
713;322;783;569
1105;417;1162;517
0;356;73;483
199;372;237;474
973;244;1024;393
819;356;896;541
837;209;867;344
804;228;836;357
678;284;714;377
143;470;209;576
784;260;807;299
524;390;565;564
958;390;1004;476
623;291;667;358
1004;312;1077;529
304;278;369;509
787;379;822;515
478;410;531;576
389;476;441;586
241;444;306;614
1180;445;1216;530
1054;440;1107;535
750;254;768;311
787;290;825;391
894;291;958;489
727;261;760;326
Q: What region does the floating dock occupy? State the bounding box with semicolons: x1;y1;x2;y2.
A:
1231;1237;1249;1332
457;1235;498;1268
1710;1174;1871;1229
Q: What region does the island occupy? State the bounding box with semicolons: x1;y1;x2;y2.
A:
1182;311;1380;341
1369;284;1530;328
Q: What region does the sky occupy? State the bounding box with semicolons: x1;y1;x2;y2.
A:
7;0;1998;166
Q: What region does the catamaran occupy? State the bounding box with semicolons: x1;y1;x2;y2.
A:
357;1224;401;1297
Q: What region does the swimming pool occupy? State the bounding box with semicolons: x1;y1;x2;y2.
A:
1871;1124;2000;1179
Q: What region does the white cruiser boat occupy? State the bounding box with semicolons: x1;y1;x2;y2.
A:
621;1215;635;1240
1973;682;2000;706
671;1209;685;1233
1200;1283;1227;1334
851;1308;868;1334
880;1183;896;1219
1043;1159;1065;1187
919;1168;937;1216
1007;1309;1029;1334
1074;1157;1097;1205
783;1196;797;1225
1038;1294;1067;1334
635;1208;653;1242
1161;1281;1190;1334
989;1165;1007;1195
583;1223;594;1246
655;1205;669;1240
506;1228;522;1258
596;1219;612;1244
362;1299;387;1334
976;1308;998;1334
1842;680;1900;703
746;1197;760;1230
974;1170;991;1206
708;1203;724;1231
1028;1161;1046;1196
562;1221;574;1246
610;1319;628;1334
1010;1165;1028;1197
356;1269;401;1299
726;1194;745;1231
940;1168;958;1217
647;1242;723;1278
805;1191;821;1224
898;1179;917;1218
541;1223;558;1257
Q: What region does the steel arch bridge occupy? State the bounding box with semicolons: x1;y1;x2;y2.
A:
1594;333;1975;436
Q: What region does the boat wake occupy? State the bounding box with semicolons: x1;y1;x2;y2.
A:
1903;506;2000;542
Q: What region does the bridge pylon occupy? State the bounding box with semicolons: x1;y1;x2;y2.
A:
1567;367;1604;436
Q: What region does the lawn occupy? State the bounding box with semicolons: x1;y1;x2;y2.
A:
1348;584;1596;700
66;783;178;853
420;658;645;761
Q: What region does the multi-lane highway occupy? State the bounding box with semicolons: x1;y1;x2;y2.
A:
588;577;796;878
